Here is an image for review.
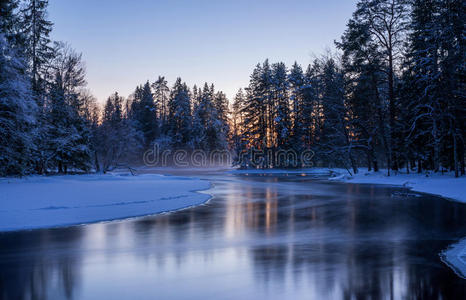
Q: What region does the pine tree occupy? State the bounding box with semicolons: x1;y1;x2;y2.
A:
437;0;465;176
400;0;465;176
400;0;443;173
213;90;229;147
20;0;55;173
288;62;306;154
168;78;192;149
152;76;169;132
271;62;291;150
0;0;21;44
0;32;37;176
20;0;53;97
131;81;158;147
231;88;246;166
301;63;321;149
242;63;266;151
317;58;358;174
191;83;227;151
260;60;273;152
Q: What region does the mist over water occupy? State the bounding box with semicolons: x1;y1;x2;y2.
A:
0;172;465;299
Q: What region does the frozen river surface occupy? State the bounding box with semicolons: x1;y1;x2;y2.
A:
0;172;465;299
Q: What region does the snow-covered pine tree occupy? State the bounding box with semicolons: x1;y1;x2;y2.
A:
271;62;291;152
213;90;229;148
260;60;273;155
0;32;37;176
167;78;192;149
316;58;358;174
193;83;213;149
242;64;264;149
20;0;53;98
288;62;306;155
399;0;443;173
152;76;169;133
0;0;21;44
191;84;200;111
301;62;321;149
19;0;55;173
131;81;158;148
398;0;465;176
192;83;227;151
436;0;465;177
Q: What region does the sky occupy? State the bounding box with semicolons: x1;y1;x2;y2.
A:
48;0;358;103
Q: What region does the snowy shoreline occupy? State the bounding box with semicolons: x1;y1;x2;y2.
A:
0;173;212;232
2;168;464;233
328;169;466;204
441;238;466;279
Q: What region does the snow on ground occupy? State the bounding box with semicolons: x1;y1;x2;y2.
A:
441;238;466;279
230;168;466;203
330;169;466;203
0;174;211;232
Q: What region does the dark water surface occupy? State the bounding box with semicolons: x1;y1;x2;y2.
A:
0;173;465;299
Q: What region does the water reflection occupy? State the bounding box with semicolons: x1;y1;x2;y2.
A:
0;174;465;299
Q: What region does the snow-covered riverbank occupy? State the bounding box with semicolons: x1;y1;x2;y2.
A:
230;168;466;203
1;168;464;232
329;169;466;203
441;238;466;279
0;174;211;232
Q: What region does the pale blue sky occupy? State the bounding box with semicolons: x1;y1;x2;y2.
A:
48;0;358;103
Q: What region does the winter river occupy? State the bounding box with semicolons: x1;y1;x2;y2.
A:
0;171;465;299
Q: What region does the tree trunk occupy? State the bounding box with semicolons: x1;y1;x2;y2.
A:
405;152;410;175
458;135;465;176
453;129;459;178
370;73;390;175
367;151;372;171
94;150;100;173
461;145;465;176
349;150;358;175
388;46;397;173
433;120;440;172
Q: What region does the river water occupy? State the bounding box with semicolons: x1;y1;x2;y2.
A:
0;172;465;299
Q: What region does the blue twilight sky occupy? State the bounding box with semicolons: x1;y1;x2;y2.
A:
48;0;358;103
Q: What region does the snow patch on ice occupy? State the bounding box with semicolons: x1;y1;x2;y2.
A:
441;238;466;279
0;173;211;232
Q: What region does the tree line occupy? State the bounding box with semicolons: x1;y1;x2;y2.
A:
1;0;464;177
232;0;464;176
97;79;230;171
0;0;230;176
